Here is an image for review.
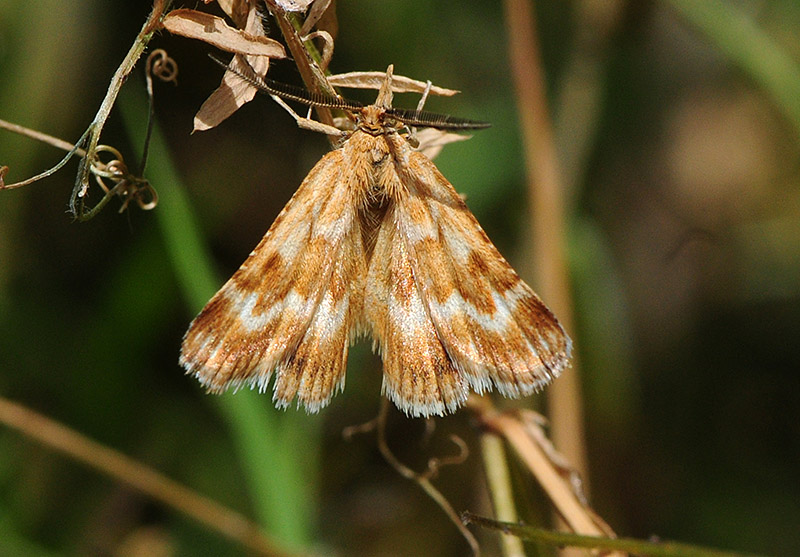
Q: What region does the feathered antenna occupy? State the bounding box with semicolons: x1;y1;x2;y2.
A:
208;54;490;131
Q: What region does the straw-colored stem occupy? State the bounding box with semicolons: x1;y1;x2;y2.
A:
264;0;337;140
0;396;298;557
470;398;605;536
479;433;526;557
70;0;171;216
502;0;588;484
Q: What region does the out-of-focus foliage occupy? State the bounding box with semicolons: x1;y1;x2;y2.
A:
1;1;798;555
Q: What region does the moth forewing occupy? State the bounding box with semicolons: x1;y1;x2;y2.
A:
181;65;571;417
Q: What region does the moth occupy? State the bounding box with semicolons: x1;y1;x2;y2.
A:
180;63;572;417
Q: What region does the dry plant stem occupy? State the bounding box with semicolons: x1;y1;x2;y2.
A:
265;0;337;140
303;30;334;71
0;118;86;157
479;433;526;557
469;398;604;537
0;119;89;189
71;0;171;216
375;399;481;556
0;396;298;557
503;0;589;484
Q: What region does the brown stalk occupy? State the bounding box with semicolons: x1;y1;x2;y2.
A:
345;400;481;556
374;402;481;556
468;397;609;538
0;396;300;557
502;0;589;485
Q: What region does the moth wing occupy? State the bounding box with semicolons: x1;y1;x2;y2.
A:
369;141;571;416
180;150;365;412
366;205;469;417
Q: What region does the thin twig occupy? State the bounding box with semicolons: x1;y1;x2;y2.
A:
0;395;300;557
0;123;90;190
374;399;481;556
0;118;87;157
71;0;172;217
141;49;178;176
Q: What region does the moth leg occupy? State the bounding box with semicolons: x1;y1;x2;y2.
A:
404;79;434;148
415;80;433;112
269;94;346;136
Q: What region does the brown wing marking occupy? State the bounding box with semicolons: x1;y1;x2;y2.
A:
180;150;366;412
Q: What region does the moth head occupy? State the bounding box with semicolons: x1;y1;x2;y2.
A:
356;106;406;137
355;65;401;136
357;105;387;135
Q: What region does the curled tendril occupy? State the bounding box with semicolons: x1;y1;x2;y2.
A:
424;434;469;480
77;50;174;220
146;49;179;85
342;400;479;555
76;145;158;221
302;30;334;71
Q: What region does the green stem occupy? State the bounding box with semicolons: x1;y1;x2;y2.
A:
462;513;764;557
72;0;172;218
479;434;525;557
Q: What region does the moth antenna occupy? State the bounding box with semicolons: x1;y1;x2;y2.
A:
208;55;489;131
207;54;363;112
386;107;491;131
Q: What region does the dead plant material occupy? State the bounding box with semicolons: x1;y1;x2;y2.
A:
328;71;460;96
467;396;613;538
161;9;286;57
343;400;481;555
0;395;297;557
192;4;273;131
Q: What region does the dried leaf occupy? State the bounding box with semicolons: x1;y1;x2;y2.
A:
272;0;315;12
304;30;334;70
194;6;271;131
415;128;470;160
162;9;285;57
328;71;459;96
194;55;269;132
211;0;250;27
314;0;338;39
300;0;333;34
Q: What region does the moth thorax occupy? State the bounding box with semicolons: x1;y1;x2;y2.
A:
358;181;391;262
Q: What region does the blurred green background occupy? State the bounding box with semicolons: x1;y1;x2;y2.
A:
1;1;799;555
